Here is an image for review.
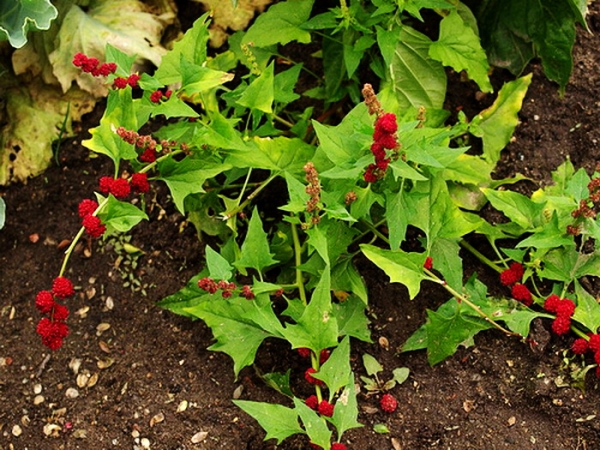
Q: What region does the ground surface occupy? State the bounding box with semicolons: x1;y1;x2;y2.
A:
2;4;600;450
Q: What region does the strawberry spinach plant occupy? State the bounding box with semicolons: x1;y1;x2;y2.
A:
33;1;599;448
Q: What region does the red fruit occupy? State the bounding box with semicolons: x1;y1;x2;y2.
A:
78;199;98;218
544;294;561;313
596;366;600;378
556;298;575;317
127;74;141;88
319;349;331;364
380;393;397;413
305;395;318;410
139;148;157;163
241;285;255;300
52;277;74;299
72;53;87;67
331;444;347;450
99;176;114;194
572;338;589;354
110;178;131;199
52;304;69;321
589;334;600;352
197;277;218;294
150;90;163;103
377;133;397;150
500;268;519;286
509;262;524;280
304;368;324;386
511;283;533;306
35;291;55;314
317;400;334;417
424;256;433;270
297;347;311;358
551;316;571;335
375;113;398;134
594;351;600;366
113;77;128;89
82;215;106;238
130;173;150;194
363;164;377;183
370;142;386;160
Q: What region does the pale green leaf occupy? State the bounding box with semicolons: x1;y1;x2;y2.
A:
205;245;233;280
236;63;274;113
235;207;278;273
312;336;351;400
234;400;303;444
293;398;331;448
482;188;544;230
96;194;148;233
362;353;383;376
0;0;57;48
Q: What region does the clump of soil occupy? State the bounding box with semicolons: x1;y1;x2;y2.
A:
2;4;600;450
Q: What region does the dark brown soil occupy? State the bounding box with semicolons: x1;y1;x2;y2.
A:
2;4;600;450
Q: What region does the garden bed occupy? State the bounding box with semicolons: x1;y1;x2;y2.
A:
2;3;600;449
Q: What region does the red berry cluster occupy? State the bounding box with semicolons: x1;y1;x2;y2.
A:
197;277;255;300
304;395;335;417
499;262;533;306
380;393;397;413
364;113;397;183
572;334;600;376
310;443;347;450
424;256;433;270
149;89;172;104
304;367;324;386
297;347;331;364
544;294;575;335
78;199;106;238
72;53;117;77
98;173;150;199
303;162;322;226
35;277;74;350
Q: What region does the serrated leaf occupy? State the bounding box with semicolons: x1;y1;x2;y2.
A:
0;0;57;48
516;212;575;249
573;281;600;333
386;189;408;250
83;89;138;165
234;400;303;444
96;194;148;233
332;295;371;342
243;0;314;47
481;188;544;230
330;374;362;439
157;273;211;318
154;13;210;84
236;63;274;113
426;299;492;365
180;57;234;98
184;294;284;376
360;245;427;299
469;74;532;164
235;207;278;273
205;245;233;280
262;370;294;398
312;336;351;400
294;397;331;448
388;25;446;110
430;239;463;293
157;155;231;214
429;10;492;93
331;257;368;304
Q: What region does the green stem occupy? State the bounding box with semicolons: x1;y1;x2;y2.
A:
357;218;389;244
425;268;521;338
272;114;295;129
221;173;278;220
290;220;308;306
460;239;503;273
58;196;110;277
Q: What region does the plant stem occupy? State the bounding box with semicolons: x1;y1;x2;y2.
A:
426;268;521;338
272;114;295;129
58;196;110;277
290;220;308;306
221;173;278;220
460;239;503;273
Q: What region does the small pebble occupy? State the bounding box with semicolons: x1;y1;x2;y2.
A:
65;387;79;399
33;395;45;405
191;431;208;443
141;437;150;448
12;424;22;437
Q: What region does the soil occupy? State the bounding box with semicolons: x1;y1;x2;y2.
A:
2;4;600;450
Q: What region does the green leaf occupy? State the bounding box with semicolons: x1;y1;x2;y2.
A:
154;13;210;84
573;281;600;333
469;74;532;164
426;299;492;365
294;398;331;448
392;367;410;384
0;197;5;229
234;400;303;444
283;269;339;353
313;336;351;400
0;0;57;48
274;64;302;105
387;25;446;110
332;295;371;342
96;194;148;233
516;212;575;249
262;370;294;398
83;89;138;166
331;257;368;304
430;238;463;293
374;424;390;434
184;294;285;376
330;375;363;439
157;155;231;214
481;188;545;230
157;273;211;318
429;10;492;93
205;246;233;280
235;207;278;274
236;63;274;113
360;245;427;299
243;0;314;47
362;353;383;377
180;57;235;97
386;189;408;250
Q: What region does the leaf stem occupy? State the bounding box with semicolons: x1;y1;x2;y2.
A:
221;173;278;220
290;220;307;306
460;239;503;273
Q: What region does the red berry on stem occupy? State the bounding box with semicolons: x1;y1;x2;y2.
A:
544;294;561;313
305;395;318;410
331;444;347;450
375;113;398;134
52;276;74;299
83;215;106;238
113;77;128;89
35;291;55;314
589;334;600;352
424;256;433;270
78;199;98;218
99;176;114;194
511;283;533;306
297;348;311;358
380;393;397;413
130;172;150;194
110;178;131;199
318;400;334;417
304;368;324;386
572;338;589;354
551;316;571;335
52;304;69;321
